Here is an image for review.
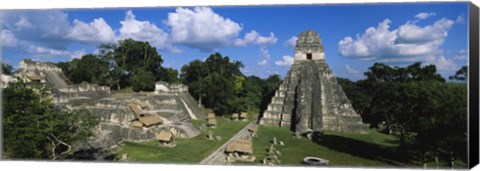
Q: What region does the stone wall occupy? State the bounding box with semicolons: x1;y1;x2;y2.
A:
155;81;188;93
19;59;62;72
58;84;111;93
1;75;16;88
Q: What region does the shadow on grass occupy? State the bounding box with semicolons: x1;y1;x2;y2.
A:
314;134;408;167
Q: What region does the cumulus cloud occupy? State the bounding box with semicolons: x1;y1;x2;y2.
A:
339;17;454;64
397;18;453;43
26;45;86;59
68;18;116;45
1;10;121;58
1;29;19;48
275;55;294;66
233;30;277;46
431;56;458;72
14;16;33;29
119;10;179;53
257;47;270;66
284;36;298;48
345;64;360;74
415;12;436;20
1;9;184;58
2;10;71;49
339;19;397;59
166;7;242;51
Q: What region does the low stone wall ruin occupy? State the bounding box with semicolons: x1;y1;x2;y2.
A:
58;84;111;93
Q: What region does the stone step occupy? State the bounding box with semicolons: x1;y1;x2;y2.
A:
267;103;285;111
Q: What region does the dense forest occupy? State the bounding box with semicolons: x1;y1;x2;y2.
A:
338;62;467;166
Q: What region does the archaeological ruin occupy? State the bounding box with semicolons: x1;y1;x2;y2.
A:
259;30;369;135
9;59;206;153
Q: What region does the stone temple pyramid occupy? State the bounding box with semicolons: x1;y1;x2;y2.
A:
259;30;369;135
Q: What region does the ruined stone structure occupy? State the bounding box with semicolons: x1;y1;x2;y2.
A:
259;30;368;134
12;59;206;151
155;81;189;93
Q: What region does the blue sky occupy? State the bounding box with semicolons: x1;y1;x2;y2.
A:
1;2;468;80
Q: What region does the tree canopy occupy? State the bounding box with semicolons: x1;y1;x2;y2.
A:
180;53;282;116
449;66;467;81
2;81;98;159
2;63;14;75
338;62;467;166
56;39;180;92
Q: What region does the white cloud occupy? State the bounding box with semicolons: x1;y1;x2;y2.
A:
14;16;33;29
257;47;270;66
233;30;277;46
345;64;360;74
339;19;397;58
456;15;465;24
119;10;179;53
457;49;467;54
453;55;466;60
68;18;116;45
338;17;454;64
258;59;268;66
284;36;297;48
275;55;294;66
431;56;458;72
1;29;19;47
415;12;436;20
167;7;242;51
397;18;453;43
2;10;182;58
2;10;71;49
26;45;86;59
240;68;254;76
266;70;280;75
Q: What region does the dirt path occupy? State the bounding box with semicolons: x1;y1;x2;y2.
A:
199;121;256;165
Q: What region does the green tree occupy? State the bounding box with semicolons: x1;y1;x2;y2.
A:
180;53;244;115
449;66;467;81
410;82;467;167
240;76;264;112
259;74;282;114
2;63;14;75
2;81;98;159
158;67;179;83
130;69;156;92
357;62;446;128
98;39;163;90
337;77;372;126
180;59;209;105
58;54;109;84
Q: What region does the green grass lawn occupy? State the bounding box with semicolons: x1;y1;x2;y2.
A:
245;126;467;169
115;117;249;163
248;126;403;168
